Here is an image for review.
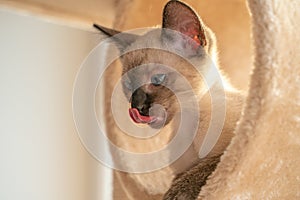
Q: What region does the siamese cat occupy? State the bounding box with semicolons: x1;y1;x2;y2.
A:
95;0;244;199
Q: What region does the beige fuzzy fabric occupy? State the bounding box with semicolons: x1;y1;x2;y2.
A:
198;0;300;199
106;0;300;199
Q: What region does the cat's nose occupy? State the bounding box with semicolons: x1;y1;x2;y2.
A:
131;88;152;116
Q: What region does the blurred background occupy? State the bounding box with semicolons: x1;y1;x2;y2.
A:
0;0;251;199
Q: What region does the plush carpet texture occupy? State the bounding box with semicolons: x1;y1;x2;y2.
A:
198;0;300;199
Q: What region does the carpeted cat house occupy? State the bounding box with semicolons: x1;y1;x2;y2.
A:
106;0;300;199
197;0;300;199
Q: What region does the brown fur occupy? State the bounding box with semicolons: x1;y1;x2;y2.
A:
164;155;221;200
98;1;245;199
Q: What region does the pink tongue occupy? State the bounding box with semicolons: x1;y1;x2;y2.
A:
129;108;155;124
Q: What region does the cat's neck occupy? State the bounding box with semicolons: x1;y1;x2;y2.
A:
170;83;245;174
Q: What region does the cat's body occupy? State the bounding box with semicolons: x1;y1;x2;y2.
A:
96;1;244;199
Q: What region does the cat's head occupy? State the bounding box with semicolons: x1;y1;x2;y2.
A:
95;0;217;129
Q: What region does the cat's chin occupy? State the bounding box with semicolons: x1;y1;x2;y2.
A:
148;116;166;129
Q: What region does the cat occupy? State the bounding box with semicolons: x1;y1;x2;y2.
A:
94;0;244;199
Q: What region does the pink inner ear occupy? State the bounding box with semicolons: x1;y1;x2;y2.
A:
179;23;207;47
182;27;202;46
162;1;207;47
178;19;207;47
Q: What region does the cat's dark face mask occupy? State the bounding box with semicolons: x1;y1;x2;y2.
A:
121;58;180;129
128;87;166;128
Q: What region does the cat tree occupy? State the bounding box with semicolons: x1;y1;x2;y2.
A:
198;0;300;199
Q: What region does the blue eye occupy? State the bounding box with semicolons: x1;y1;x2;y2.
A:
151;74;166;86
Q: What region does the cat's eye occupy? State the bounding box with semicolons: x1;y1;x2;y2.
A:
151;74;166;86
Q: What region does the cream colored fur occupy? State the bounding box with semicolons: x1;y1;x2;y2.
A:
198;0;300;199
103;2;245;199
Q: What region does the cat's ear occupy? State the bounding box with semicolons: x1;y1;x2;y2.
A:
93;24;139;52
162;1;207;55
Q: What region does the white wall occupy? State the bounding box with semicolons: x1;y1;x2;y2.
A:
0;8;111;200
